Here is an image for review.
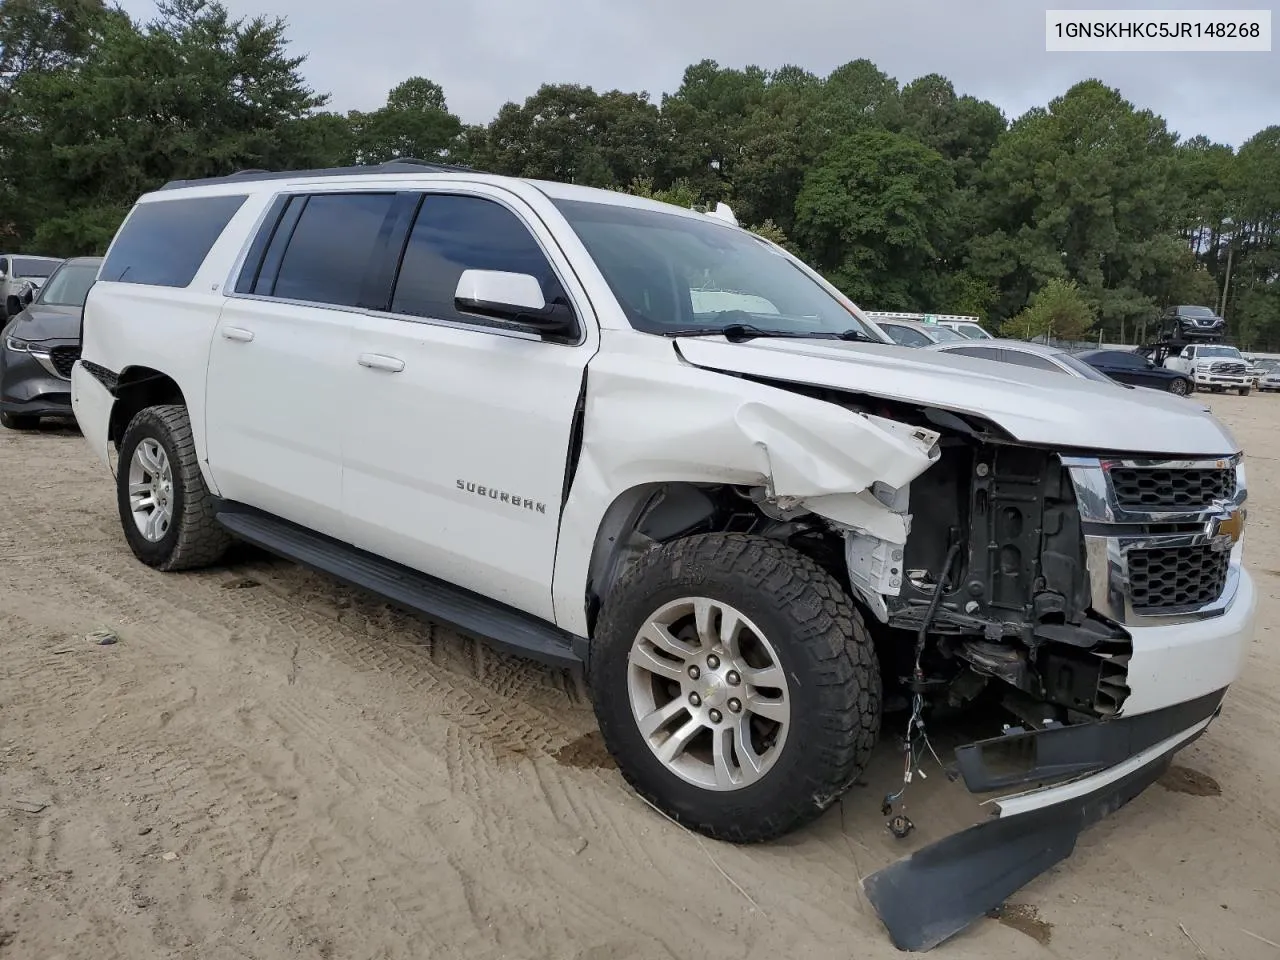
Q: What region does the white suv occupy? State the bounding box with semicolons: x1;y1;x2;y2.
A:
72;161;1256;951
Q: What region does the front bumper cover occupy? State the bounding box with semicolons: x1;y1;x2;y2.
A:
862;687;1226;952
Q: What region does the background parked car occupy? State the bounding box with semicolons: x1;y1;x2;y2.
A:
1159;304;1226;341
0;256;102;429
936;318;995;340
875;317;968;347
0;254;65;321
924;338;1209;410
1257;361;1280;393
1073;348;1194;395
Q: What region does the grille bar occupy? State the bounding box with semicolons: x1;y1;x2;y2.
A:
1127;543;1231;613
1109;466;1236;511
49;345;81;380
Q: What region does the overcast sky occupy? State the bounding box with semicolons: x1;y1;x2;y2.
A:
120;0;1275;147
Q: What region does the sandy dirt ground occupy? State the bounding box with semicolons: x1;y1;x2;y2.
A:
1;393;1278;960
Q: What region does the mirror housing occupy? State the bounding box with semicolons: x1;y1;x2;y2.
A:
454;269;576;339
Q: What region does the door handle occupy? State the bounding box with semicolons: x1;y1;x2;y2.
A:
222;326;255;342
358;353;405;373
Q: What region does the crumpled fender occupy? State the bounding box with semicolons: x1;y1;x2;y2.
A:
550;335;943;636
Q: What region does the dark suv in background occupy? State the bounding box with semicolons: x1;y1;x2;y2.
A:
0;256;102;429
1159;304;1226;341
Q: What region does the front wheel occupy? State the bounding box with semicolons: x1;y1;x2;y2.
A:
117;404;232;571
1239;386;1252;396
1169;377;1191;396
588;533;881;843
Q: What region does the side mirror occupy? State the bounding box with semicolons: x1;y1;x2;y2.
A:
454;269;576;339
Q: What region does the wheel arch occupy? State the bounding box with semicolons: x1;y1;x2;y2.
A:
108;365;187;447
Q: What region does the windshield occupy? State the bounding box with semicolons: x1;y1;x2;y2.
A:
13;257;61;278
36;261;100;306
1198;346;1242;359
927;325;966;342
1056;352;1117;383
1180;306;1216;317
551;199;877;339
955;323;993;340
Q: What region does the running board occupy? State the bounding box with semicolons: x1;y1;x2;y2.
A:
214;503;583;669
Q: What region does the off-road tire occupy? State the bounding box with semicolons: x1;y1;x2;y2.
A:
117;404;231;571
588;532;881;843
1239;387;1251;396
1;411;40;430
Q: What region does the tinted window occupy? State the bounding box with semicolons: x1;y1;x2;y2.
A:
391;195;564;324
1084;350;1145;369
13;257;60;278
0;259;8;275
882;324;930;347
942;345;999;360
1001;350;1062;372
271;193;396;307
100;195;247;287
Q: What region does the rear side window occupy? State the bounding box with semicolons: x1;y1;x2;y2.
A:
1000;350;1061;372
270;192;397;307
100;195;247;287
390;194;565;323
882;324;930;347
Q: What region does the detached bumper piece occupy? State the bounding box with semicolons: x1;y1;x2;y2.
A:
862;688;1226;952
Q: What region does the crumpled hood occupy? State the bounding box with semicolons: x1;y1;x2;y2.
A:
675;337;1240;457
5;303;80;342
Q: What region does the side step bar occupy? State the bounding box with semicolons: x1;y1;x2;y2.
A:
215;502;584;669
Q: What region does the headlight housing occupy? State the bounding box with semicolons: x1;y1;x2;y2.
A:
4;335;30;353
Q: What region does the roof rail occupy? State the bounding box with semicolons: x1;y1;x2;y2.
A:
157;158;480;191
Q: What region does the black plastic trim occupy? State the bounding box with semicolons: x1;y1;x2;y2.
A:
214;502;583;669
864;707;1217;952
953;687;1227;793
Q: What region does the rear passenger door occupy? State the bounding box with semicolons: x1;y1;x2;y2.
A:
205;190;398;540
339;187;598;624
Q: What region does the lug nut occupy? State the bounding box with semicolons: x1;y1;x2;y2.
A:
728;698;742;714
708;709;723;723
706;654;720;670
688;665;701;680
726;670;741;686
689;692;701;707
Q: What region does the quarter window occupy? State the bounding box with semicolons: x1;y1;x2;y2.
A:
100;194;248;287
270;192;397;307
390;194;566;325
882;324;930;347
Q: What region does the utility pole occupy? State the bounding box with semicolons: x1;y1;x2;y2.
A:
1219;240;1234;318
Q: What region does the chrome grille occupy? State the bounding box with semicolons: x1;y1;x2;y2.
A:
1127;544;1231;612
1109;466;1236;511
49;345;80;379
1063;455;1245;625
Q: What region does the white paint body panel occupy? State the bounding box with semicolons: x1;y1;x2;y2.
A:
70;362;114;471
674;337;1240;456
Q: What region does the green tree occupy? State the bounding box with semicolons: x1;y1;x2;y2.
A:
1004;277;1095;341
346;77;462;164
793;129;955;309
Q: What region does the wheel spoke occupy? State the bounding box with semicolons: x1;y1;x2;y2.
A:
743;664;785;690
144;507;164;541
637;698;688;737
693;598;717;648
638;620;698;661
138;442;162;476
656;717;703;765
628;644;687;684
712;727;737;788
744;693;788;724
719;607;745;657
733;715;765;781
129;481;151;497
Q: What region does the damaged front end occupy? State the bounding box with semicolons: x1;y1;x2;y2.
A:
827;431;1250;950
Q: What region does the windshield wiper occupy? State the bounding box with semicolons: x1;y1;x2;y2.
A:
673;323;879;344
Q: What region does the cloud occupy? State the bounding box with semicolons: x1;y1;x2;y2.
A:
120;0;1275;146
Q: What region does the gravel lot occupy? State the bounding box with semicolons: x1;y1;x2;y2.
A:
2;393;1277;960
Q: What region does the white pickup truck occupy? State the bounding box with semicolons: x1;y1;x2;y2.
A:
1165;343;1252;395
71;161;1255;951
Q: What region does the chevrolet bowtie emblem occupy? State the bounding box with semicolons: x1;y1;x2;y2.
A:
1212;508;1246;545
